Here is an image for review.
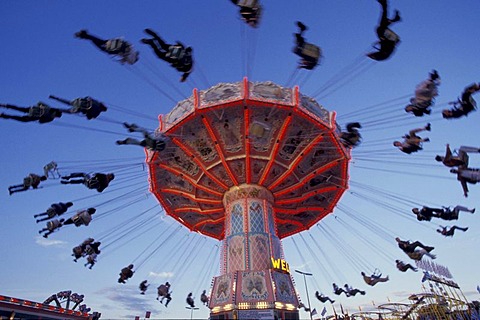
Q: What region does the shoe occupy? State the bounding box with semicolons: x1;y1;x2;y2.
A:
421;272;429;282
144;28;157;37
392;10;401;22
424;246;434;252
471;208;476;213
123;122;138;132
296;21;307;32
295;33;303;43
116;139;127;145
61;180;68;184
405;105;414;113
74;30;88;39
424;138;430;142
425;108;431;115
129;124;139;132
425;123;431;131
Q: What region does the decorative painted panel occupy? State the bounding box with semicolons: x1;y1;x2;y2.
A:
211;273;235;306
272;271;298;305
236;270;273;303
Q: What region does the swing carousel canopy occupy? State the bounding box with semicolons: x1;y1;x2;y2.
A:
146;78;350;240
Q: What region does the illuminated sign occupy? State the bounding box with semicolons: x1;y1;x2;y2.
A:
271;257;290;273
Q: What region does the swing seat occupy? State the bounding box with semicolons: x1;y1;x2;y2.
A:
120;47;139;65
29;104;49;117
86;178;100;189
300;43;321;60
71;98;92;113
166;45;185;61
237;0;258;9
383;29;400;43
105;38;127;52
105;39;139;65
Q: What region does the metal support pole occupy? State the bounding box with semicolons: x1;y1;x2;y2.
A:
295;269;313;320
185;306;199;320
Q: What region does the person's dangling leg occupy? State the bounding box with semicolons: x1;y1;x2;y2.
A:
75;30;108;52
0;104;30;113
61;179;85;185
8;184;28;194
144;29;170;51
62;172;87;179
0;113;35;122
142;38;169;61
453;205;475;214
454;226;469;232
376;0;389;38
116;138;143;146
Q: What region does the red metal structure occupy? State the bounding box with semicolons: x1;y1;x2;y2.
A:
146;78;350;319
